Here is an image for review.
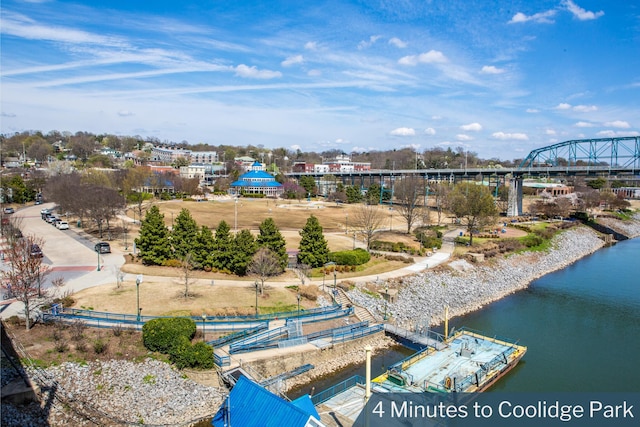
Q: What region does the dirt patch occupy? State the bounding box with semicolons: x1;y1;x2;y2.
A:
3;319;148;367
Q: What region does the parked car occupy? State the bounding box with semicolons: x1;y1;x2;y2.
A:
56;221;69;230
94;242;111;254
30;244;43;258
3;207;14;214
51;218;62;227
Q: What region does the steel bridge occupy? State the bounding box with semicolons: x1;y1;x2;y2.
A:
285;137;640;216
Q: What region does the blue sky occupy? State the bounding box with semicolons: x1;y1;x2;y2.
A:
1;0;638;160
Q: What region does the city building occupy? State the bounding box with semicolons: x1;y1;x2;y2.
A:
229;161;283;197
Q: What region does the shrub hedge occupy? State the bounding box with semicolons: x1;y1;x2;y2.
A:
142;317;196;353
169;338;215;369
329;248;371;266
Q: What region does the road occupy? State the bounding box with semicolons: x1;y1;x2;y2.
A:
1;203;126;318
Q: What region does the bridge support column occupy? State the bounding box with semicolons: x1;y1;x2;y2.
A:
507;176;523;217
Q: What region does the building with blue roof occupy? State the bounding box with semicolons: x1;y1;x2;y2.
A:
229;161;283;197
212;376;324;427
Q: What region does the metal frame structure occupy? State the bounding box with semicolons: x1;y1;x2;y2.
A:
518;136;640;172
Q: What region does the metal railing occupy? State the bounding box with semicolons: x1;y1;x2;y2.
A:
207;323;268;347
311;375;365;405
332;324;384;343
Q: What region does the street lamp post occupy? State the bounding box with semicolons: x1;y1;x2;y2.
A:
136;274;143;322
353;232;356;250
123;219;128;250
297;293;301;318
384;284;389;321
201;313;207;342
234;197;238;233
96;248;101;271
333;269;337;304
255;280;259;316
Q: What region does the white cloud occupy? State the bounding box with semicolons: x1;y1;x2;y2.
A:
508;10;556;24
304;41;318;50
457;134;473;141
307;69;322;77
358;35;381;50
574;121;594;127
563;0;604;21
603;120;630;129
480;65;506;74
555;103;572;110
460;122;483;131
597;130;639;137
431;115;442;120
573;104;597;112
424;127;436;135
388;37;407;48
526;109;540;113
234;64;282;79
492;132;529;140
398;50;448;66
545;129;556;135
390;127;416;136
290;144;301;151
118;110;134;117
281;55;303;67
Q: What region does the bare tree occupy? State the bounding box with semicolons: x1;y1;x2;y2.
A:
1;235;51;330
249;247;282;295
447;182;497;246
352;203;386;250
180;253;196;298
394;175;425;233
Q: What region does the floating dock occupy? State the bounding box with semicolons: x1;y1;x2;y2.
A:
374;328;526;393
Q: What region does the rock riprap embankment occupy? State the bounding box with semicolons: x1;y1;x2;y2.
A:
1;359;225;427
347;227;606;328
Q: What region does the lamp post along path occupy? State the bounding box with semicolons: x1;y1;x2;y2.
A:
136;274;143;322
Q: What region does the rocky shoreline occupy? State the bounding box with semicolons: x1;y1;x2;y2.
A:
348;216;640;328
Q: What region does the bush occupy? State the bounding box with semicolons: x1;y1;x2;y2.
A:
142;317;196;353
521;234;544;248
299;285;318;301
162;259;183;268
170;338;215;370
329;248;371;266
93;339;107;354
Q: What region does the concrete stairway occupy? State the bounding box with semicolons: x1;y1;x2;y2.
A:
334;288;378;324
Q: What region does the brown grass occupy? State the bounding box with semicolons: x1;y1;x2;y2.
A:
71;280;311;317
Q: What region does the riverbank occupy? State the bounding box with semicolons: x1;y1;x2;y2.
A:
347;215;640;329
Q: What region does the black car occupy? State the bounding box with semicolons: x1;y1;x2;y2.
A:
94;242;111;254
30;244;43;258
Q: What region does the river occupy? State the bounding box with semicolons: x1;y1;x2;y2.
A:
292;237;640;397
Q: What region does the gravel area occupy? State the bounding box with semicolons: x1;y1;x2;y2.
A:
347;222;640;328
1;359;225;427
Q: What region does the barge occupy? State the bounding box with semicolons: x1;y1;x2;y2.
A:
373;328;526;393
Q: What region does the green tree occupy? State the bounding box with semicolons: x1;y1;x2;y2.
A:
447;182;497;246
256;218;287;270
231;229;257;275
366;183;381;204
297;215;329;268
213;221;233;271
346;185;363;203
135;205;172;265
172;208;199;260
194;226;215;268
299;175;316;196
587;177;607;190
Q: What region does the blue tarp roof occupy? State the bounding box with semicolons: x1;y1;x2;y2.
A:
238;170;278;180
230;180;282;187
211;376;320;427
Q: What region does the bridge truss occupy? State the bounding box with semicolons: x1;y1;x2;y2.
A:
518;136;640;171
